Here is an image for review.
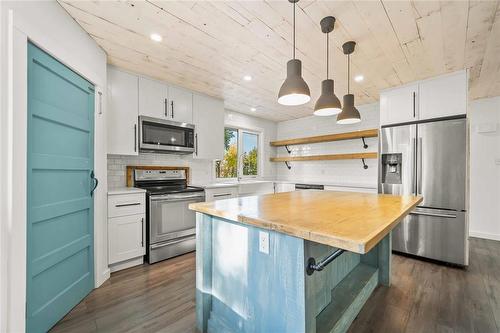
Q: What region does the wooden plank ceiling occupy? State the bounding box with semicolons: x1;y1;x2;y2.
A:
59;0;500;122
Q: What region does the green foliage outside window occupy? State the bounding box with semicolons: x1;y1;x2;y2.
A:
216;128;238;178
243;148;258;175
216;128;259;178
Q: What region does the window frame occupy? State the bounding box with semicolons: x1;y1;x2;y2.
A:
215;126;262;180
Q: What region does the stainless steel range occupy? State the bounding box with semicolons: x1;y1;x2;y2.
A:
134;169;205;264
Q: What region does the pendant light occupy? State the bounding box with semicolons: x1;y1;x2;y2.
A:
314;16;342;116
278;0;311;106
337;41;361;124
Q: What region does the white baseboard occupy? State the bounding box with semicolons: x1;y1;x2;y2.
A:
109;257;144;273
95;268;111;288
469;231;500;241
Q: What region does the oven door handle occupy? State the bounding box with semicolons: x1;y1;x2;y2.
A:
150;194;205;201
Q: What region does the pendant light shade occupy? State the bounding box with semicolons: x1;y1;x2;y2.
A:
278;0;311;106
314;16;341;116
314;79;341;115
337;41;361;124
337;94;361;124
278;59;311;106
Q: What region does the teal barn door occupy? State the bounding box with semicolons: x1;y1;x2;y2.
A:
26;42;96;333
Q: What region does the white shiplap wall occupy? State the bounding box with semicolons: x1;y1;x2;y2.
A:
275;103;380;188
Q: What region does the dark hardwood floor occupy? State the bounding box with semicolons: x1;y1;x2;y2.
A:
51;238;500;333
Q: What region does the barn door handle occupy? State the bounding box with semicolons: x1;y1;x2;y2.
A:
90;170;99;197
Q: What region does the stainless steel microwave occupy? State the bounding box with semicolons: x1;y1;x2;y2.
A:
138;116;195;154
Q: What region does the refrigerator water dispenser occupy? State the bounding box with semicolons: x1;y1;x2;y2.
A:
381;153;402;184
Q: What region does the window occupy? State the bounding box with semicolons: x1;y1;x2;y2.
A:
215;127;260;179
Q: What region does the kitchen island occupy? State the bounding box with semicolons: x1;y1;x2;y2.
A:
189;191;422;333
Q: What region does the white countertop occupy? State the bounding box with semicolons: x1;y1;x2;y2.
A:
273;180;377;189
193;179;376;190
108;187;146;195
193;180;274;189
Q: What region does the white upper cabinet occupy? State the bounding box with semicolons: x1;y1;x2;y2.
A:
380;83;418;126
380;70;467;126
107;67;139;155
109;66;219;158
138;77;193;123
138;77;168;119
419;71;467;120
192;94;224;160
168;86;193;123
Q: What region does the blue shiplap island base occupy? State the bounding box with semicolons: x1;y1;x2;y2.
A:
195;213;391;333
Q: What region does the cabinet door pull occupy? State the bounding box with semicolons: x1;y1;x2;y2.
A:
164;98;168;117
171;100;174;119
134;124;137;152
141;217;144;247
115;202;141;207
98;91;103;115
195;133;198;156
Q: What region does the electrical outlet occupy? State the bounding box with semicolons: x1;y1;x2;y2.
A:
259;231;269;254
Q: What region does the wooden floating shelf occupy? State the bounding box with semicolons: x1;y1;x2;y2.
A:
270;152;377;163
269;129;378;147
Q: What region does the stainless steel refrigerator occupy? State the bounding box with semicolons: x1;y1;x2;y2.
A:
379;116;468;266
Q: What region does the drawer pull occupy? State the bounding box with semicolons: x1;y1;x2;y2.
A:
115;202;142;207
213;193;232;198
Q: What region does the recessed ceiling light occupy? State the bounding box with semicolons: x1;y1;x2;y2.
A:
243;75;252;81
354;75;364;82
150;33;162;42
250;107;257;112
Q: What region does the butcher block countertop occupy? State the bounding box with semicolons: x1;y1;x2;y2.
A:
189;191;422;254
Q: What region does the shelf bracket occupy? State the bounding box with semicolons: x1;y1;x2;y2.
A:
284;145;292;154
361;137;368;149
284;161;292;170
306;249;345;275
361;158;368;169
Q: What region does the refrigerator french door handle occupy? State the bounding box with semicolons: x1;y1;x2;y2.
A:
417;137;423;195
412;137;417;195
410;211;457;219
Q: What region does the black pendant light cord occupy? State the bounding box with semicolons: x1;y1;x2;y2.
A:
347;53;350;93
326;33;329;79
293;1;296;59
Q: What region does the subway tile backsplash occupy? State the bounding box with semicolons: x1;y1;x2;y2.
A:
107;153;213;189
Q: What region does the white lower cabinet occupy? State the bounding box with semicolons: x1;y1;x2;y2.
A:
205;186;238;202
274;183;296;193
108;214;145;264
238;182;275;197
108;191;146;272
